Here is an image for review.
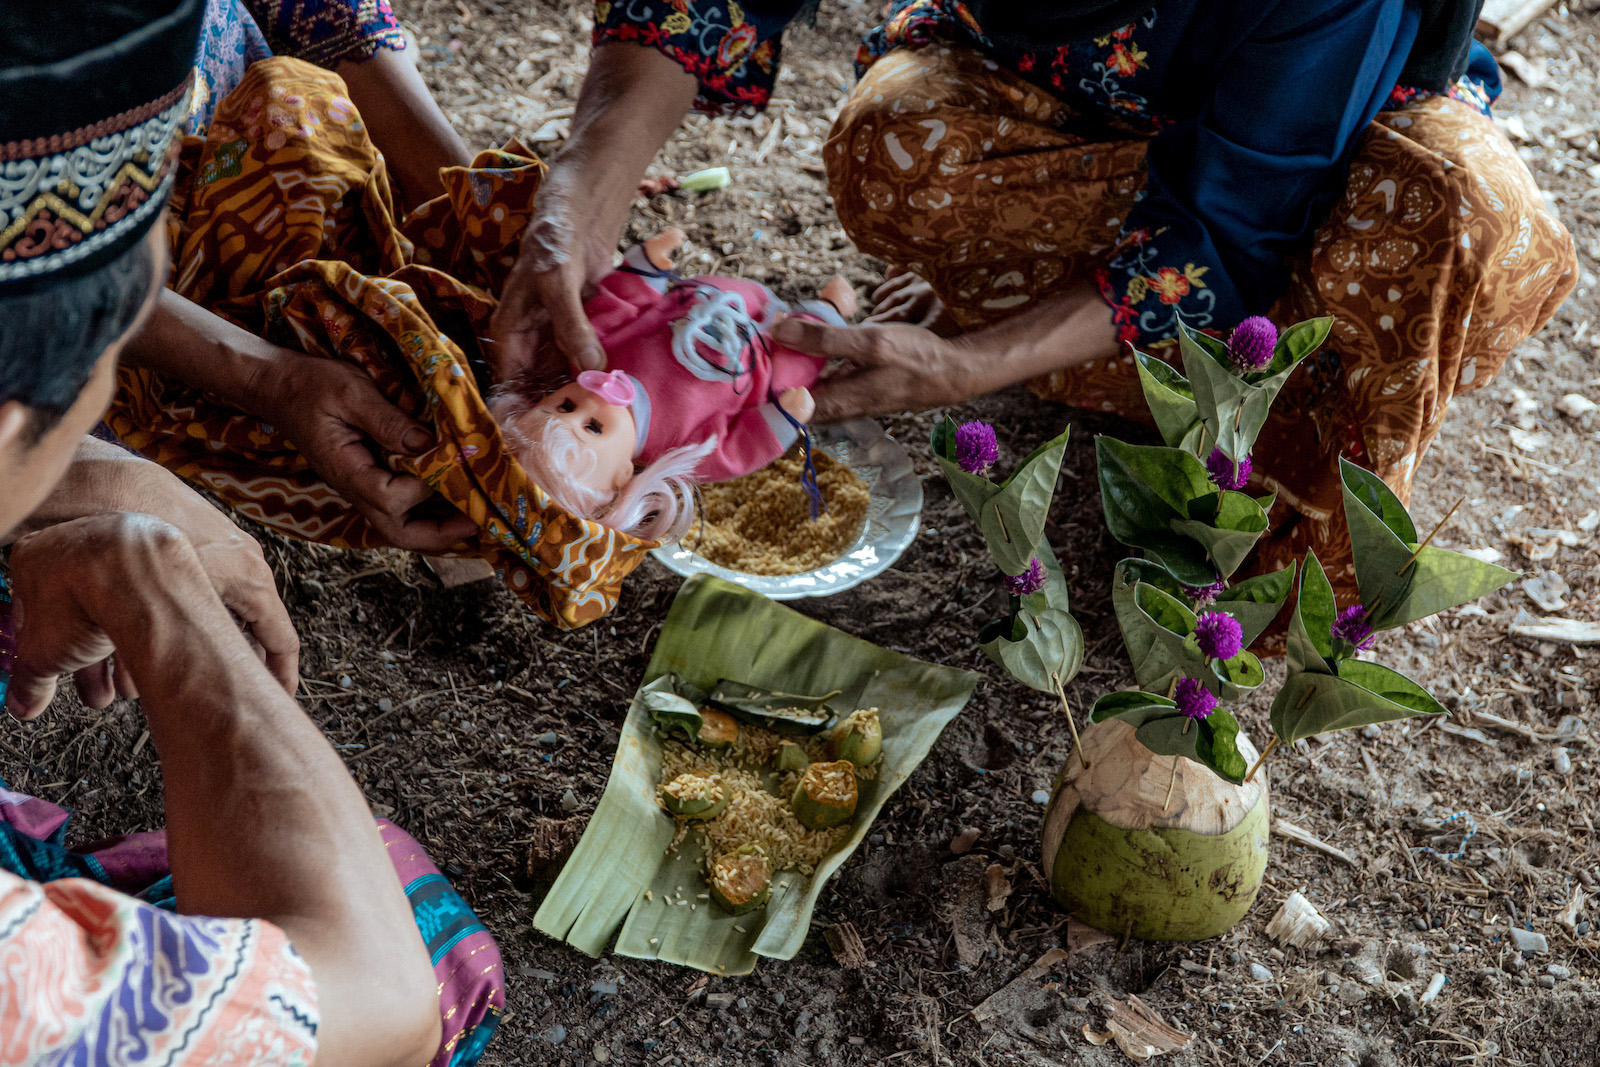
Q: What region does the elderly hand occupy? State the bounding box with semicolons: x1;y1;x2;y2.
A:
18;439;300;694
6;513;223;719
251;352;478;552
771;317;984;422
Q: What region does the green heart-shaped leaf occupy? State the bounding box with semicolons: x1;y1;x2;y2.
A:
981;604;1084;694
1169;490;1271;578
979;426;1071;575
1213;563;1296;646
1179;320;1302;463
1271;660;1445;746
1095;437;1218;585
1131;708;1249;786
1134;353;1200;448
1088;689;1178;725
1255;316;1332;380
1339;458;1517;630
1285;551;1337;676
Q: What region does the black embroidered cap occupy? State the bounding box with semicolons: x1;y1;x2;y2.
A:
0;0;204;296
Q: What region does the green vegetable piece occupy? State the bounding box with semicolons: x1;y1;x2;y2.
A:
829;708;883;766
680;166;730;192
660;773;730;820
697;707;739;749
773;741;808;773
791;760;858;830
709;845;771;915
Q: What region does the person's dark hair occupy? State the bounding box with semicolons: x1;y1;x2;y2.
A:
0;235;157;441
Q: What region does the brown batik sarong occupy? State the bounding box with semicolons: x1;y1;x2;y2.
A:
106;58;650;628
828;44;1576;599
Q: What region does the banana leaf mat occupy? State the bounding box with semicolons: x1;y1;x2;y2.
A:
533;574;978;974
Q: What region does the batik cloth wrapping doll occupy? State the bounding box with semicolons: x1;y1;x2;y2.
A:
493;229;856;541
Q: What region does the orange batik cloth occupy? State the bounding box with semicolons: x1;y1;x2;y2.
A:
107;58;646;628
829;45;1577;601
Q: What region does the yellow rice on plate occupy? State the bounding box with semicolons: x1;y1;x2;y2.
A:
679;447;870;576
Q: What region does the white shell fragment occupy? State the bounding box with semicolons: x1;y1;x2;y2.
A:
1419;972;1447;1005
1511;612;1600;645
1523;570;1570;611
1556;393;1597;418
1265;890;1330;949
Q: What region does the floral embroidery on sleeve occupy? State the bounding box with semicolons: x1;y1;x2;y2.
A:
593;1;783;115
1096;225;1219;345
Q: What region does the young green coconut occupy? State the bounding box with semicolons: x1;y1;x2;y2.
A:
660;772;730;820
791;760;858;830
1041;719;1269;942
828;708;883;766
709;844;772;915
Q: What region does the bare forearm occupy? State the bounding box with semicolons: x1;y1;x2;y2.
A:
110;577;437;1062
952;281;1123;396
338;48;471;210
7;437;151;542
544;42;699;251
123;290;286;412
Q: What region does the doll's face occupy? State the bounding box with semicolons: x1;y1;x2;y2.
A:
525;381;637;496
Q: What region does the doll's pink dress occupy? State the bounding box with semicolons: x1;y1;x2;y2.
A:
582;248;846;482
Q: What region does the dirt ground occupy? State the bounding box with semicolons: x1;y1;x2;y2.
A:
10;2;1600;1064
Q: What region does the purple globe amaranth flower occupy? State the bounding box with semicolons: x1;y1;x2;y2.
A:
954;420;1000;475
1332;604;1376;650
1004;556;1046;596
1194;611;1244;661
1182;576;1228;605
1174;677;1217;721
1205;448;1253;491
1227;316;1277;372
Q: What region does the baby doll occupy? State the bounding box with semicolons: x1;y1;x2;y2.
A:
492;229;857;542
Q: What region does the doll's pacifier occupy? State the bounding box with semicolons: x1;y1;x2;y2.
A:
576;369;636;406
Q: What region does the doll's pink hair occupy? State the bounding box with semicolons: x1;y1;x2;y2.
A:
491;391;710;542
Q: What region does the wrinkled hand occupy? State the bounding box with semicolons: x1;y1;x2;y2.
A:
488;185;618;382
6;514;222;719
253;352;478;552
124;467;301;692
864;269;959;335
772;318;980;422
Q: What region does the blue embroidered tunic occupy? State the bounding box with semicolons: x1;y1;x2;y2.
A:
592;0;1501;343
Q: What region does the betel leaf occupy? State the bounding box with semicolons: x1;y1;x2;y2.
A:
1111;564;1256;699
1112;561;1195;694
1339;458;1517;630
1095;437;1217;585
1169;490;1272;578
1256;316;1332;381
980;604;1085;694
1089;690;1177;724
707;680;838;728
640;676;704;740
1381;545;1518;630
978;426;1071;575
1134;353;1200;448
1213;563;1295;647
1270;660;1446;746
1285;551;1337;676
1178;320;1301;463
932;417;1000;525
